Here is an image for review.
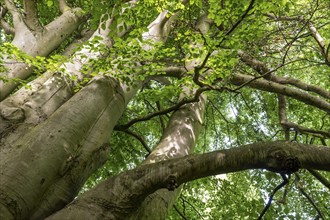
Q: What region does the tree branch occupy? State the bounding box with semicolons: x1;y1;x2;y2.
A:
193;0;255;87
114;87;209;131
58;0;71;13
277;95;290;140
180;196;205;220
258;174;289;220
278;95;329;139
308;169;330;190
0;6;15;35
0;19;15;35
266;13;330;66
46;141;330;219
173;205;188;220
4;0;24;29
119;129;151;154
238;50;330;99
295;173;326;219
230;73;330;113
23;0;42;31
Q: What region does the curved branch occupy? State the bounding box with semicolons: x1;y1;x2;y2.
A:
230;73;330;113
238;50;330;99
0;6;15;35
283;121;330;139
119;129;151;153
278;95;329;139
0;19;15;35
46;141;330;219
258;174;289;220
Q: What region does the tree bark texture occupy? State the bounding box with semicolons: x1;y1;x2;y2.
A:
0;8;178;220
46;141;330;219
0;1;329;220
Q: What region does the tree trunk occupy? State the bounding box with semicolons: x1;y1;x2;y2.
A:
0;9;178;220
129;13;212;220
129;92;206;220
1;1;329;219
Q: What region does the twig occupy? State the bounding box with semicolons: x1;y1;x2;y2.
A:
174;205;188;220
295;173;325;219
119;129;151;153
237;51;330;99
308;169;330;190
180;196;205;220
258;174;289;220
114;87;209;130
193;0;256;87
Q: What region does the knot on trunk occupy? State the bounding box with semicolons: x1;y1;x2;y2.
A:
266;150;301;174
166;174;178;191
1;106;25;122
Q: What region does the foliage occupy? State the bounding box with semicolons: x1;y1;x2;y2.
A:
1;0;329;219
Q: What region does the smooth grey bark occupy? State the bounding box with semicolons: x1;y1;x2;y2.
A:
0;8;179;220
46;141;330;220
0;14;114;150
0;2;85;100
0;76;137;220
129;13;212;220
1;2;328;220
129;93;207;220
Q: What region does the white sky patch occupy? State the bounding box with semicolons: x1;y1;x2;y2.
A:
228;103;238;119
215;174;227;180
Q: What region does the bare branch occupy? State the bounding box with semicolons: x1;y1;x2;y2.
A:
308;169;330;190
230;73;330;113
278;94;329;139
23;0;42;31
119;129;151;154
0;18;15;35
114;87;209;131
295;173;326;219
47;142;330;219
4;0;24;29
238;50;330;99
173;205;188;220
258;174;289;220
0;6;15;35
266;13;330;66
180;196;205;220
58;0;71;13
283;121;330;139
277;95;290;140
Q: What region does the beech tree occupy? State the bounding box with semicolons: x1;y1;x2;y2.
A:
0;0;329;219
